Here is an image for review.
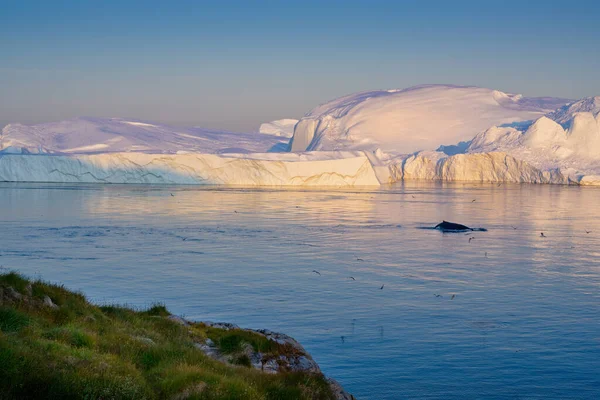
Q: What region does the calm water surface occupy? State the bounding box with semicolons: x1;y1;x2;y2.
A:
1;182;599;399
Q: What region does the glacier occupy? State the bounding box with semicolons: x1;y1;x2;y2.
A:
2;86;600;187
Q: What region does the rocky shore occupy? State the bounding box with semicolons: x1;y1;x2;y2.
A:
0;272;354;399
168;316;354;399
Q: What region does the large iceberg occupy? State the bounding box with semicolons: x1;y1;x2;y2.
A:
2;86;600;186
377;96;600;185
288;84;570;155
0;117;380;186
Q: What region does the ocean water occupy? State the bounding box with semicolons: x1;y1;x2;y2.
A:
1;182;599;399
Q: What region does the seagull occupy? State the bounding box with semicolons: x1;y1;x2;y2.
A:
540;232;546;237
234;210;238;213
182;237;187;241
356;257;364;262
585;230;592;234
511;226;518;230
380;284;384;290
349;276;356;281
411;195;415;199
434;294;443;298
341;336;345;343
170;193;175;197
451;294;456;300
471;199;476;202
312;270;321;276
468;237;474;243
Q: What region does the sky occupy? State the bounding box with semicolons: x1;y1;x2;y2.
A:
1;0;599;132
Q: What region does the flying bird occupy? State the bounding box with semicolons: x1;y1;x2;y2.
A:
471;199;476;202
540;232;546;237
511;226;518;230
585;230;592;234
468;237;474;243
485;252;488;258
380;284;384;290
451;294;456;300
312;270;321;276
349;276;356;281
170;193;175;197
434;294;443;298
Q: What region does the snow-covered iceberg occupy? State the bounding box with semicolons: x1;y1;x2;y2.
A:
288;84;570;155
0;117;287;155
0;117;379;186
379;96;600;185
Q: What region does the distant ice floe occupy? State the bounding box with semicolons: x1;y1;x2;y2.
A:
259;119;298;138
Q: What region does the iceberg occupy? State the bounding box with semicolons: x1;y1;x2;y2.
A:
2;87;599;187
288;84;570;155
0;117;287;155
259;119;298;138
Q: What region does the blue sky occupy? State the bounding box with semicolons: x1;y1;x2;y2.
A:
1;0;599;131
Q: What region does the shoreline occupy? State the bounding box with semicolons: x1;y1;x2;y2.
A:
0;271;355;400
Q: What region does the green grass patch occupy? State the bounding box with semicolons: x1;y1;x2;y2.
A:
0;307;30;333
141;303;169;317
206;327;277;354
0;272;335;399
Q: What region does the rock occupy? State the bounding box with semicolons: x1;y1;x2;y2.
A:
328;378;356;400
261;359;279;374
193;322;352;398
249;351;264;370
194;341;225;362
43;295;58;309
277;355;320;374
6;286;22;301
201;321;239;330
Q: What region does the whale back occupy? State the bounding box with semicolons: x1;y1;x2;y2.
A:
435;221;471;231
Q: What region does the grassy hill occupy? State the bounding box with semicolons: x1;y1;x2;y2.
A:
0;272;337;400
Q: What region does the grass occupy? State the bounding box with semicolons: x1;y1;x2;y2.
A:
0;272;335;400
